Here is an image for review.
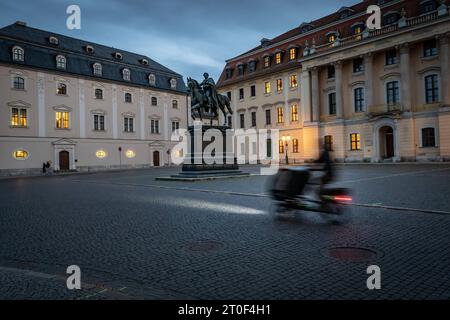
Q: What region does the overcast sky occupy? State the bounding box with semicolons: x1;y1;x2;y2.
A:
0;0;355;80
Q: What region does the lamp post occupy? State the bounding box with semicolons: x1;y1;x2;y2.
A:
118;146;122;169
282;136;291;165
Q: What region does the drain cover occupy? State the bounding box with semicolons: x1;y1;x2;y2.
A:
323;247;381;262
181;240;224;253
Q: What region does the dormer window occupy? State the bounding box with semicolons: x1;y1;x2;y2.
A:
289;47;297;61
93;63;102;76
326;32;338;46
12;46;24;62
300;23;314;33
85;45;95;54
49;36;59;45
56;55;66;70
237;64;245;76
338;7;354;19
225;68;233;79
113;52;123;60
248;60;257;73
263;55;271;68
122;68;131;81
421;0;437;13
384;11;400;25
148;73;156;86
275;52;282;65
352;23;365;40
141;59;149;66
170;78;177;89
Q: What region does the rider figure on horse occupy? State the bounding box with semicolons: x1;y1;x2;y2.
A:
200;73;220;111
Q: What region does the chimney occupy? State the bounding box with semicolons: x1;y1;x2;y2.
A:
15;21;27;27
260;38;270;47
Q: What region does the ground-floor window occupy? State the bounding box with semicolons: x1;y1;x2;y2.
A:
266;139;272;158
422;128;436;147
350;133;361;151
324;135;333;151
279;140;285;154
292;139;299;153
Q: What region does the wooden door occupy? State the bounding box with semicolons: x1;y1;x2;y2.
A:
153;151;160;167
59;151;70;171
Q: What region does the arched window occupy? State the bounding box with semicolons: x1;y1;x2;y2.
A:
93;63;102;76
13;76;25;90
125;92;132;103
56;55;66;70
57;83;67;95
12;46;24;62
95;88;103;100
172;100;178;109
122;68;131;81
151;97;158;106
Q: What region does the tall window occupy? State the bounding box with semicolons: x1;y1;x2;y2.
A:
12;46;24;61
276;79;283;92
264;56;270;68
125;93;132;103
151;97;158;106
423;39;438;57
237;65;245;76
425;74;439;104
421;0;437;13
11;108;28;127
324;135;333;151
354;87;365;112
240;114;245;129
93;63;102;76
350;133;361;151
227;91;232;100
172;121;180;132
172;100;178;109
289;48;297;60
251;111;257;127
386;49;398;65
122;69;131;81
275;52;282;65
264;81;271;94
277;107;284;124
124;117;134;132
279;140;285;154
265;109;271;125
95;88;103;100
328;65;336;79
56;111;69;129
266;139;272;158
422;128;436;147
291;104;299;122
290;75;298;88
249;61;256;73
353;58;364;73
386;81;400;105
13;76;25;90
251;85;256;97
56;55;66;69
292;139;299;153
353;24;364;40
328;33;336;45
328;92;337;115
57;83;67;95
239;88;244;100
94;114;105;131
151;119;160;134
225;68;233;79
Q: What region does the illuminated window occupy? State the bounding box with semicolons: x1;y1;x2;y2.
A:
325;135;333;151
57;83;67;95
93;114;105;131
291;104;299;121
264;81;271;94
328;34;336;45
125;150;136;159
56;111;70;129
289;48;297;61
13;149;29;160
11;108;28;127
13;76;25;90
292;139;299;153
276;79;283;92
350;133;361;151
279;140;285;154
56;55;66;69
277;107;284;124
122;68;131;81
290;75;298;88
12;46;24;62
353;25;364;40
125;93;132;103
93;63;102;76
275;52;282;64
263;56;270;68
96;150;107;159
124;117;134;132
95;88;103;100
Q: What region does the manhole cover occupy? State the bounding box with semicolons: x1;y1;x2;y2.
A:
322;247;381;262
181;240;224;253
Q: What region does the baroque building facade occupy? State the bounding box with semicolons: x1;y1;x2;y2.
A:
217;0;450;163
0;22;188;175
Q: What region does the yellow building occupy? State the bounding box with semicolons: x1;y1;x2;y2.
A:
217;0;450;163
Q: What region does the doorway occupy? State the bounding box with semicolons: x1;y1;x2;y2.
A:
59;151;70;171
153;151;160;167
379;126;395;159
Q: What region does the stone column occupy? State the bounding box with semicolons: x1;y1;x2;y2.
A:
301;70;312;123
335;61;344;119
440;34;450;106
139;89;145;140
400;43;411;111
364;53;374;111
112;84;118;139
37;72;46;137
79;79;86;138
311;67;320;122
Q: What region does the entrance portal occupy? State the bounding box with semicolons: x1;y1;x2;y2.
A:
59;151;70;171
153;151;160;167
379;126;395;159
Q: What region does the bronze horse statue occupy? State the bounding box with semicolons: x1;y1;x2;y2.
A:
187;78;233;125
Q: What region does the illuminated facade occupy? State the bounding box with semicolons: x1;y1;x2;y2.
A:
0;22;188;175
218;0;450;163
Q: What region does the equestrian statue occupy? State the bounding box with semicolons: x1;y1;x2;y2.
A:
187;73;233;126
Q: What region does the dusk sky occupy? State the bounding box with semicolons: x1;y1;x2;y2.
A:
0;0;355;81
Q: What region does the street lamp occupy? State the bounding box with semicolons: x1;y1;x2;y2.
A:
282;136;291;165
118;146;122;169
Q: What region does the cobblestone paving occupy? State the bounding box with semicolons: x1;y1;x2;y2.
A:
0;165;449;299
